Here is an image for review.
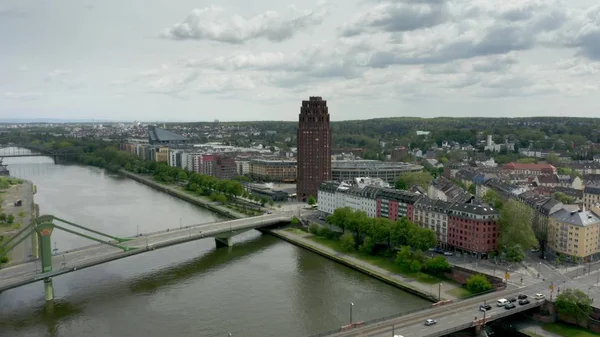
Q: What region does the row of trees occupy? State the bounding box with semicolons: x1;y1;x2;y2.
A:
325;207;437;252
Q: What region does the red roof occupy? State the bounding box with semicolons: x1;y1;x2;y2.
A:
503;162;555;170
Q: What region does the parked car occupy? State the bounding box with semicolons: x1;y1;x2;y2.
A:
535;293;546;300
507;297;517;303
519;299;530;305
505;303;516;310
443;251;453;256
480;304;492;311
518;294;528;300
497;299;509;307
424;319;437;326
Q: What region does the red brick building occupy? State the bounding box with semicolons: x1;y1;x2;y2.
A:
195;154;237;180
296;96;332;201
375;189;421;221
503;162;556;175
447;203;500;254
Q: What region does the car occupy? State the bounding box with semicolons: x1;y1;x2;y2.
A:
394;335;404;337
443;251;453;256
535;293;546;300
480;304;492;311
530;248;540;253
505;303;516;310
497;299;509;307
424;319;437;326
519;299;530;305
518;294;528;300
507;297;517;302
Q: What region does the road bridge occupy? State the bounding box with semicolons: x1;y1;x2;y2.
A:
315;266;600;337
0;212;292;300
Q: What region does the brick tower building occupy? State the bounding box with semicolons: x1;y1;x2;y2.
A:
296;96;331;201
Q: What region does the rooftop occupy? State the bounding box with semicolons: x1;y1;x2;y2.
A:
448;203;500;216
551;208;600;227
332;160;423;170
148;126;189;143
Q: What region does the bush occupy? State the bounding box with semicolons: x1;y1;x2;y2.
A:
291;216;300;225
0;256;8;264
425;256;452;276
318;227;334;239
465;274;493;293
359;236;375;254
340;232;356;252
308;223;320;235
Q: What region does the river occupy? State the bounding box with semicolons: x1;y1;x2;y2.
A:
0;155;430;337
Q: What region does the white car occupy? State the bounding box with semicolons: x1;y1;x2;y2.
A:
425;319;437;326
535;293;546;300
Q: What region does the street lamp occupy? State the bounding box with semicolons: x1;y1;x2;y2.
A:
350;302;354;324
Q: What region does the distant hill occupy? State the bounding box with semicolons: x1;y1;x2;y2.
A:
0;118;114;124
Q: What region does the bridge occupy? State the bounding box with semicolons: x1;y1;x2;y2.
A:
0;212;293;300
0;144;79;160
314;261;600;337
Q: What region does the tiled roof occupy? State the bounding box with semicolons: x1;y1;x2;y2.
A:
503;162;555;170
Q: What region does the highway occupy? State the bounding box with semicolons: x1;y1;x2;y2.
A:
0;212;292;293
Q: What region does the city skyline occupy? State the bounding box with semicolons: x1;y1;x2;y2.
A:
2;0;600;121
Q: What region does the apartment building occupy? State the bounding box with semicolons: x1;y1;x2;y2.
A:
317;181;421;220
547;207;600;260
447;203;500;255
249;159;297;182
413;199;453;249
503;162;556;175
583;186;600;208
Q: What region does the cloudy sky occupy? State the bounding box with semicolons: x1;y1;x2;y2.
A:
2;0;600;121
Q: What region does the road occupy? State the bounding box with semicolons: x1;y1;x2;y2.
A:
0;212;293;293
325;261;600;337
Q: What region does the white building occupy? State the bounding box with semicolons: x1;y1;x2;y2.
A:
317;182;379;217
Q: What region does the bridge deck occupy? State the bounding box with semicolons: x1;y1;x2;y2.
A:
0;213;292;293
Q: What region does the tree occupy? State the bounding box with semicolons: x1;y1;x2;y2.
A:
340;232;356;252
307;195;317;205
395;171;433;190
291;216;300;225
482;190;503;209
468;184;476;195
425;256;452;276
395;246;423;272
517;158;536;164
308;223;320;235
555;289;593;323
6;214;14;224
498;200;537;250
359;236;376;254
505;244;526;262
546;152;560;165
553;192;573;204
465;274;492;293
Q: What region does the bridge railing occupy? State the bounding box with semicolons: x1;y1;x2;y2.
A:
426;322;473;337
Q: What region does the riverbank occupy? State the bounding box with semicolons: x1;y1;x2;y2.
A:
117;170;471;302
266;228;471;302
0;178;35;265
119;170;247;219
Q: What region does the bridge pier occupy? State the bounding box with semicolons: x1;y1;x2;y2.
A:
44;277;54;302
215;237;232;248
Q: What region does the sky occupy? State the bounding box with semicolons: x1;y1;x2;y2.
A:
1;0;600;122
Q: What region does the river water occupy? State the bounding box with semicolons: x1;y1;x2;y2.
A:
0;156;430;337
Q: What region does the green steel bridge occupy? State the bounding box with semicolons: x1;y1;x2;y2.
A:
0;144;80;163
0;213;292;301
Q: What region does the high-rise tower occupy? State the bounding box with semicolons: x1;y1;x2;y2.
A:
296;96;331;201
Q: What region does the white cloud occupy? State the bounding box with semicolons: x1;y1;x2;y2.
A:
1;0;599;120
4;92;41;100
161;5;329;44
